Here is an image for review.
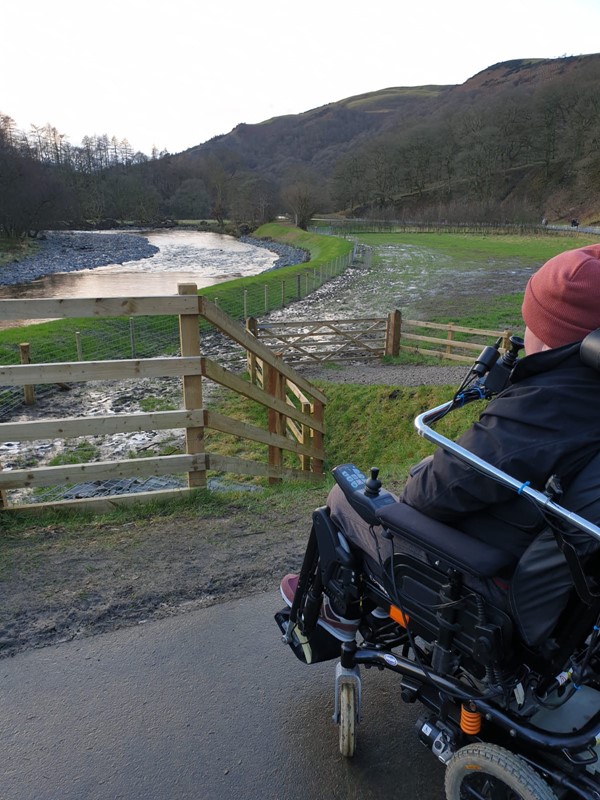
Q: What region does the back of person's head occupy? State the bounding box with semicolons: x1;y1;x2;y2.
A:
522;244;600;349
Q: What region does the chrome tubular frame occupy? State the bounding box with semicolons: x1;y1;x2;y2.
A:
414;401;600;544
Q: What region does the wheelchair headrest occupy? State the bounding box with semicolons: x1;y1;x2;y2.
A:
580;329;600;372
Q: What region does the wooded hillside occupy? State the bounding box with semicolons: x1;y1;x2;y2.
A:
2;54;600;234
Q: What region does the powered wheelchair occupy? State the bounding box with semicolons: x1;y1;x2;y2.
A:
276;330;600;800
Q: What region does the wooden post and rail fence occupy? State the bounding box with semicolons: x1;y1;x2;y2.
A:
1;295;512;513
0;287;327;513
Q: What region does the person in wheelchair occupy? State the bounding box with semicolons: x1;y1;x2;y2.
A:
281;243;600;646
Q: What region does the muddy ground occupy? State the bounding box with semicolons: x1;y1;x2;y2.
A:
0;362;464;660
0;484;321;658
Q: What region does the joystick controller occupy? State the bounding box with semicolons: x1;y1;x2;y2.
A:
332;464;396;526
365;467;382;497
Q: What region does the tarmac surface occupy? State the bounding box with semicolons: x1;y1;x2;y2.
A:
1;590;445;800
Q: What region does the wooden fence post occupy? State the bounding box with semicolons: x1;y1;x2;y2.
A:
384;310;402;356
301;401;311;472
446;322;455;355
178;283;206;488
265;362;285;484
281;280;285;308
311;399;324;476
19;343;36;405
296;274;302;300
246;317;258;385
264;284;269;313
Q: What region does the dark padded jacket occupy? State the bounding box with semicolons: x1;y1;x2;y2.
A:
401;342;600;557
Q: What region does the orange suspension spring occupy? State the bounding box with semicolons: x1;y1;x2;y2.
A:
460;704;482;735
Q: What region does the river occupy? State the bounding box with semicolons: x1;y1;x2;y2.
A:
0;229;280;301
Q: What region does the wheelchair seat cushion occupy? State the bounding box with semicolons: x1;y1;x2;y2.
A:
376;502;518;578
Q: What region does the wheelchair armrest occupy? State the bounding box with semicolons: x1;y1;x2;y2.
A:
376;502;517;578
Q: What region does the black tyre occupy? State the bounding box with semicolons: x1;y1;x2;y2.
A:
444;743;558;800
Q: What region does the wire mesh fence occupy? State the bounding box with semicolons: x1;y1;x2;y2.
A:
207;250;356;320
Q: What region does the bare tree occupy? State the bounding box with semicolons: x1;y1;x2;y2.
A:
282;167;328;229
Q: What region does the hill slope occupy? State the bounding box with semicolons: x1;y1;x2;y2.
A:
186;84;451;179
173;53;600;223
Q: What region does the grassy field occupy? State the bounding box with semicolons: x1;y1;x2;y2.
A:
353;231;600;333
357;231;598;261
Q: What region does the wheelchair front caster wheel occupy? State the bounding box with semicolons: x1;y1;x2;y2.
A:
338;681;357;757
444;743;558;800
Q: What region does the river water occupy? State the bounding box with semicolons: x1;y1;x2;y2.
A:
0;230;279;301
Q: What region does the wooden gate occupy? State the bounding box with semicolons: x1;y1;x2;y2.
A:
246;311;401;365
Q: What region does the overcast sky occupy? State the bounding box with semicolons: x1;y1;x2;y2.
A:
3;0;600;156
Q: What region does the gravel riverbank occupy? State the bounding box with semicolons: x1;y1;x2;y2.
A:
239;235;309;270
0;231;160;286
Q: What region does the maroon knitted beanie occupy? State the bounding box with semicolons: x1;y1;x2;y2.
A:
522;244;600;348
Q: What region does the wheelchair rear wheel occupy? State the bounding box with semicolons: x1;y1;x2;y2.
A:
444;743;557;800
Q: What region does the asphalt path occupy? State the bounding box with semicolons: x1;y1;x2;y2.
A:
1;591;444;800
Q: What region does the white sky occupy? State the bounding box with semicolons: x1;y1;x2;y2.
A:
3;0;600;156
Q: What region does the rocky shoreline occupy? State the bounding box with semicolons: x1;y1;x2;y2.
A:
0;231;160;286
239;235;309;270
0;230;308;287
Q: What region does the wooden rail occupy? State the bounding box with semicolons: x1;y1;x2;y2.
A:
397;319;512;361
0;288;327;513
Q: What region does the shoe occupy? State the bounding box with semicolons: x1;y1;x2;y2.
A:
279;573;359;642
280;573;300;606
